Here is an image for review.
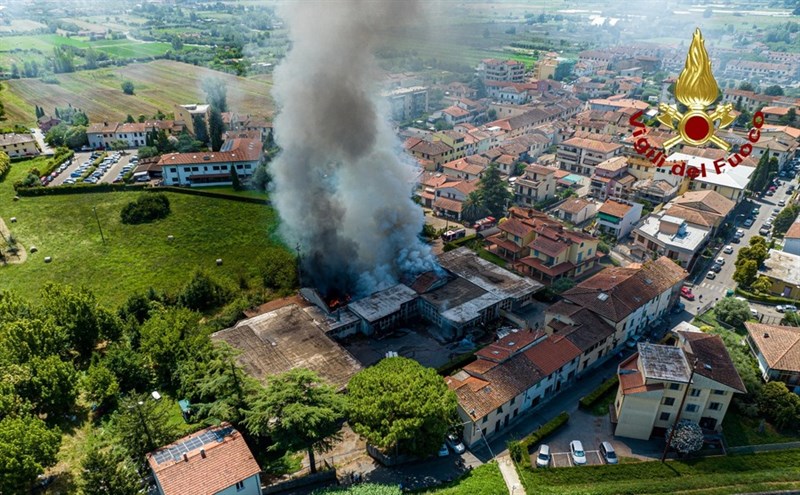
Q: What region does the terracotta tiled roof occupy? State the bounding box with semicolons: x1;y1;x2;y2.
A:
443;105;470;118
679;331;746;393
785;221;800;240
562;137;622;154
529;235;568;257
499;218;534;239
487;234;525;254
523;335;581;376
746;322;800;373
410;139;453;156
546;301;616;352
147;424;260;495
517;257;576;277
447;351;543;420
664;205;716;228
672;190;735;217
158;139;262;166
433;197;463;213
598;199;633;219
562;256;687;323
525;164;556;176
558;198;591;215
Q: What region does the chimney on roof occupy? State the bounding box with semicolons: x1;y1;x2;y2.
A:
200;449;206;459
183;453;189;462
764;332;770;338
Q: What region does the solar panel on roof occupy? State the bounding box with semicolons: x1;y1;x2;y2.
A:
152;427;236;464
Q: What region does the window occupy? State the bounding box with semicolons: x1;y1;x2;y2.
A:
659;412;670;421
690;388;701;397
713;390;725;395
669;383;681;391
662;397;675;406
709;402;722;411
686;404;699;413
496;406;503;414
510;397;516;405
236;481;245;491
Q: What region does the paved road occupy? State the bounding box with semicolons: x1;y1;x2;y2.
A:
29;128;54;155
685;172;797;322
100;151;135;184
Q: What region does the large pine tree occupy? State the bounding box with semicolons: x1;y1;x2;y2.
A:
478;163;512;218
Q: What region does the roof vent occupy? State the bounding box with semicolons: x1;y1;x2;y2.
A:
598;293;609;301
492;351;500;355
507;341;515;346
200;449;206;459
183;453;189;462
203;156;211;161
764;332;770;338
704;364;713;371
644;278;653;285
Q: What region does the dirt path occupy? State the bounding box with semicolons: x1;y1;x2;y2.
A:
0;217;28;265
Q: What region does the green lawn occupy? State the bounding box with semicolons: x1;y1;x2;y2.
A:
1;157;286;308
516;449;800;495
423;462;506;495
723;409;800;447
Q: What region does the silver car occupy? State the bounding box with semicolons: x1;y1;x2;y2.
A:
570;440;587;465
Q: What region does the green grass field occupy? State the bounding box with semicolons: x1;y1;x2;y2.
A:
3;60;274;125
517;449;800;495
722;409;800;447
1;157;285;308
424;462;507;495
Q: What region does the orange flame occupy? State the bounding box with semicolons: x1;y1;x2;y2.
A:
675;28;719;109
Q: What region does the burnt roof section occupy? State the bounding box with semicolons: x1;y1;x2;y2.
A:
347;284;418;322
438;247;544;300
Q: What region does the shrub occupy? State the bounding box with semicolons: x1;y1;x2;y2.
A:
177;271;231;312
120;193;171;224
509;411;569;468
0;151;9;180
15;183;147;196
579;375;619;410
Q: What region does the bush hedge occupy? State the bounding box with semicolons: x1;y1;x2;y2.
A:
0;151;9;180
443;234;478;252
578;375;619;410
735;286;797;306
15;183;147;196
120;193;171;224
153;186;271;205
508;411;569;468
39;148;75;176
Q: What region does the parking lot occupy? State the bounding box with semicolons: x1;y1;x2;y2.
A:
550;449;604;467
46;150;138;186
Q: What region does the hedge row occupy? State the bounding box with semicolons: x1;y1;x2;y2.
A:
39;148;75;176
735;286;797;306
578;375;619;410
508;411;569;469
15;183;148;196
0;151;9;180
152;186;271;205
443;233;478;252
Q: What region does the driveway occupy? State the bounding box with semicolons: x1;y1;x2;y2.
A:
30;128;54;155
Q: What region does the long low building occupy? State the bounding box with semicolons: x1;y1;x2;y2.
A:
159;138;263;187
0;133;39;158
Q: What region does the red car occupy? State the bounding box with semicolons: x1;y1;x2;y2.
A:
680;287;695;301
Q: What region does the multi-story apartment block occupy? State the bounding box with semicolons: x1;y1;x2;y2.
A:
478;59;526;83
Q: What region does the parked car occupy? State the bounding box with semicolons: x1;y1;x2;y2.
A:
438;444;449;457
752;207;760;216
681;287;695;300
570;440;587;465
735;229;745;238
710;263;722;273
759;227;771;236
731;236;741;244
765;219;774;227
716;257;725;265
766;190;775;196
779;200;786;207
706;271;716;280
599;442;618;464
723;245;734;254
744;218;753;227
445;433;465;454
786;305;798;313
750;308;759;318
536;444;551;468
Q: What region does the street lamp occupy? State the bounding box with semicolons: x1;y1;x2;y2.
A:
661;357;700;463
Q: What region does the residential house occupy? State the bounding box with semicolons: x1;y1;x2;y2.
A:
405;138;454;171
37;116;61;133
665;190;735;237
578;50;617;70
477;59;526;83
434;131;470;161
514;164;556;206
556;256;688;347
722;89;779;113
174;104;210;137
588;98;649;113
514;219;600;283
746;322;800;393
613;327;746;440
590;156;636;201
631;213;711;271
554;197;596;225
0;133;39;158
534;56;559;81
783;221;800;256
446;330;546;446
239;117;273;141
159;138;263;187
597;198;643;239
544;301;617;374
760;249;800;300
762;106;792;125
433;178;480;220
147;423;262;495
486;216;537;262
442;155;488;181
677;153;756;203
441;105;472;126
630;179;680;205
416;172;449;208
723;61;792;85
557;137;623;176
446;82;478;99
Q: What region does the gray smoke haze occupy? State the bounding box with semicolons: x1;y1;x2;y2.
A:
270;0;438;297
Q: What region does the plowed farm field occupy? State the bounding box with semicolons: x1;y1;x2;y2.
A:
3;60;274;124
